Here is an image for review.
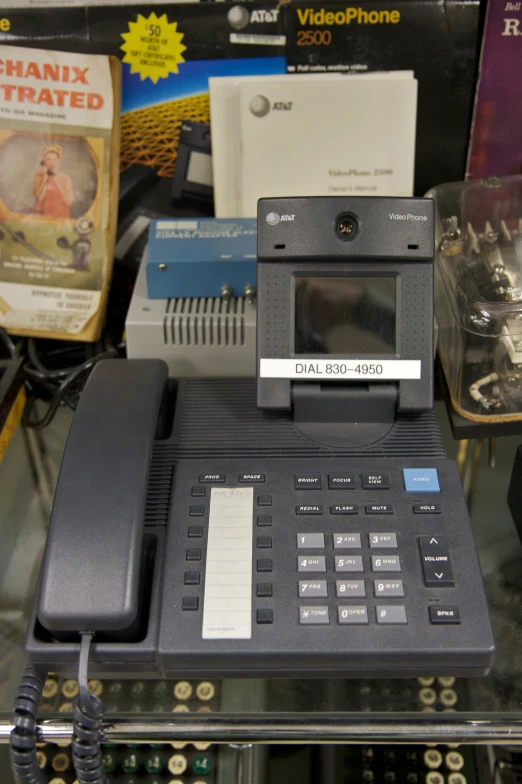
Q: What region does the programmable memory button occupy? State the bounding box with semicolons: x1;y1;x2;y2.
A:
295;474;321;490
361;473;389;489
336;580;366;598
374;579;404;597
296;505;323;515
199;473;225;483
403;468;440;493
297;533;325;549
257;558;273;572
376;605;407;624
372;555;401;573
338;606;368;624
331;504;358;515
366;504;393;515
369;533;398;549
299;606;329;624
239;473;265;483
413;503;441;514
257;515;272;527
298;556;327;573
191;486;206;497
419;536;454;587
335;555;363;573
429;606;461;624
299;580;328;598
333;533;362;549
328;475;356;489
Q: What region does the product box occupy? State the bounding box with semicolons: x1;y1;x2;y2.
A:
1;3;286;180
146;217;257;299
467;0;522;180
0;1;480;200
286;0;481;196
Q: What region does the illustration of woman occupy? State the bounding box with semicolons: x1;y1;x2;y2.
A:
33;144;73;219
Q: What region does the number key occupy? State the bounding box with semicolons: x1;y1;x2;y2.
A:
334;534;362;549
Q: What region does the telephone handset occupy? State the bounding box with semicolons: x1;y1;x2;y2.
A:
37;359;167;638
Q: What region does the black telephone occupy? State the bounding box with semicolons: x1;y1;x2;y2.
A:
27;197;495;679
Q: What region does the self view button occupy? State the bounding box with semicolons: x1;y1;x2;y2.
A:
403;468;440;493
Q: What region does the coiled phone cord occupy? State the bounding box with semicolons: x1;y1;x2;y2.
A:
9;665;46;784
71;633;108;784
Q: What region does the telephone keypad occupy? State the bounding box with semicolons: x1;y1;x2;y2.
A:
176;466;476;652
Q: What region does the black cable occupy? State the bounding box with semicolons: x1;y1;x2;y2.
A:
9;665;46;784
23;348;117;430
71;633;108;784
0;325;16;358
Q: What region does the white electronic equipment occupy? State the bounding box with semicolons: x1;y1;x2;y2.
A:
125;252;256;377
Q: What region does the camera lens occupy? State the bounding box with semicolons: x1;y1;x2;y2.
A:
335;214;358;240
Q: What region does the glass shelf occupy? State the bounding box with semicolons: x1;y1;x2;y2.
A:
1;403;522;744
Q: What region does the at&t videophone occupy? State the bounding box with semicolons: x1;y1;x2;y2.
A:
27;196;495;678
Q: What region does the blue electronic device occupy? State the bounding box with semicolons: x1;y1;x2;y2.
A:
145;218;257;299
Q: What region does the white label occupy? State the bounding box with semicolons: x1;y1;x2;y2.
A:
260;358;421;380
202;487;253;640
156;220;198;231
230;33;286;46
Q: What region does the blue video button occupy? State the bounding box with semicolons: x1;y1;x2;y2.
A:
403;468;440;493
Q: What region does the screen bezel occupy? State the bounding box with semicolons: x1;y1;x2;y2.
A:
290;271;401;359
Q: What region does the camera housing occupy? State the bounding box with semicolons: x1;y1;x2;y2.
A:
335;212;359;241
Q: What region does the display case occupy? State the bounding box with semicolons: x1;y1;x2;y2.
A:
427;176;522;428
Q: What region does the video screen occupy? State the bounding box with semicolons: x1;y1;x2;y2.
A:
294;276;396;355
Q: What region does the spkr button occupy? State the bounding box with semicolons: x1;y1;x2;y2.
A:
362;473;389;489
295;474;321;490
403;468;440;493
329;475;356;489
429;606;461;625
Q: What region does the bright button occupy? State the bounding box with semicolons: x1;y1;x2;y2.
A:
403;468;440;493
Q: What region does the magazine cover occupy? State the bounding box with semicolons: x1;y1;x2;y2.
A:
0;45;120;340
467;0;522;179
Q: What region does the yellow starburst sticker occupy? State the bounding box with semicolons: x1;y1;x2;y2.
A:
121;12;187;84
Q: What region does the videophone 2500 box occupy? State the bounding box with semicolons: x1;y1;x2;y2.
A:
0;0;480;197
